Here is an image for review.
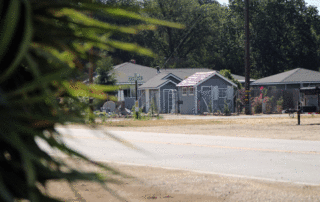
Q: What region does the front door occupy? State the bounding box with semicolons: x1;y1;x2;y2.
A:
163;89;176;113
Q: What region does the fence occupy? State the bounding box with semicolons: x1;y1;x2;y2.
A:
235;88;300;114
125;88;306;115
139;89;235;115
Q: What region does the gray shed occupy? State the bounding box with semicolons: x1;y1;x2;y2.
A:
177;71;237;115
139;72;182;113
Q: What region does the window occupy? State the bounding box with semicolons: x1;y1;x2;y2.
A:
189;87;194;95
182;87;187;96
219;88;227;98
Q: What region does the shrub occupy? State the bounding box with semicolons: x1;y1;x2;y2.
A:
224;100;231;115
276;96;284;113
263;96;274;114
252;95;263;114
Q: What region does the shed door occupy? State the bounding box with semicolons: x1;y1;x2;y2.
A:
163;89;177;113
201;86;212;113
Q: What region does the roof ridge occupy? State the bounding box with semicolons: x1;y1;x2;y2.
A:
113;62;129;70
279;68;300;82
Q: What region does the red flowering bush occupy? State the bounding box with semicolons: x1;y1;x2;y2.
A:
252;86;274;114
252;93;263;113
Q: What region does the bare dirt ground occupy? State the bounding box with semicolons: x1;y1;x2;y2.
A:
103;114;320;141
49;115;320;201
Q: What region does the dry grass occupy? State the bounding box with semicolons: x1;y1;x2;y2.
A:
60;114;320;140
83;114;320;127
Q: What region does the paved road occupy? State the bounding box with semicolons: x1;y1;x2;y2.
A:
39;127;320;185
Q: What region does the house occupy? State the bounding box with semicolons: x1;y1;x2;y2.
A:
96;62;250;113
251;68;320;90
176;71;237;115
112;62;157;109
251;68;320;111
138;68;217;113
232;74;255;85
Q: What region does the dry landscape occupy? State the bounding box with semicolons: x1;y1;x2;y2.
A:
49;115;320;201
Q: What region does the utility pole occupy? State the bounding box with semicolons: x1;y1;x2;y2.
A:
244;0;251;115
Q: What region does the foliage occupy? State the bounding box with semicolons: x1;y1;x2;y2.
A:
276;96;284;113
251;88;263;113
223;100;230;115
251;87;274;114
230;0;320;78
236;88;246;105
109;0;320;80
94;55;117;86
208;100;213;113
263;96;274;114
132;105;143;119
252;96;263;114
149;96;158;116
277;96;284;106
219;69;242;89
0;0;182;201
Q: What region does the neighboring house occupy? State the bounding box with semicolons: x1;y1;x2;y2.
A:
176;71;237;115
138;72;181;113
251;68;320;110
89;62;251;113
138;68;216;113
251;68;320;89
112;62;157;109
231;74;255;86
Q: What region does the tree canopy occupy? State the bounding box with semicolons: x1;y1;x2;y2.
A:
108;0;320;78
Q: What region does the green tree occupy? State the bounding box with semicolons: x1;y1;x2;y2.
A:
229;0;320;78
219;69;242;89
94;55;116;85
0;0;182;201
137;0;224;68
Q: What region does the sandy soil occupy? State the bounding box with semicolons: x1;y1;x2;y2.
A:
49;115;320;201
47;160;320;202
103;115;320;141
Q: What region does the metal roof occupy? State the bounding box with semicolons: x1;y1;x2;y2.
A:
177;71;237;87
252;68;320;85
177;71;216;87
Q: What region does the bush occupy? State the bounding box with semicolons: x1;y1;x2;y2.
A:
132;106;143;120
149;97;158;116
276;96;284;113
263;96;274;114
252;95;263;114
224;100;231;115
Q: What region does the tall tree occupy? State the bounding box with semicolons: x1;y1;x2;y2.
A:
229;0;320;78
138;0;224;68
94;55;116;85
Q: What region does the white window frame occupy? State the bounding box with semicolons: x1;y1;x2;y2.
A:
182;87;187;96
201;86;211;91
219;88;227;98
189;87;194;95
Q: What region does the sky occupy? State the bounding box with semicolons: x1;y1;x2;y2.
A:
216;0;320;9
